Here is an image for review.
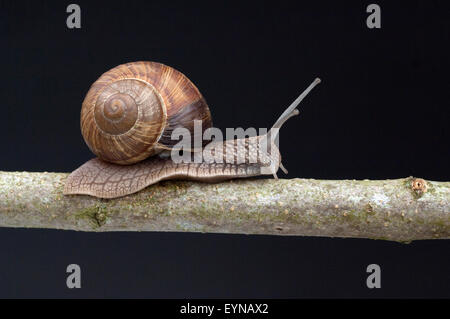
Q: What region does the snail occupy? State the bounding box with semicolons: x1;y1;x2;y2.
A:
64;61;320;198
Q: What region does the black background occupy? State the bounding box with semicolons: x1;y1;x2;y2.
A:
0;0;449;298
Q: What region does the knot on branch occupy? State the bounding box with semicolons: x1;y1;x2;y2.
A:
411;178;427;197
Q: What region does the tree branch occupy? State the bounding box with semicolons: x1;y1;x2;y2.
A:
0;171;448;242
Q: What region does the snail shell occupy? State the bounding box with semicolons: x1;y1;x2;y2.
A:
81;61;212;164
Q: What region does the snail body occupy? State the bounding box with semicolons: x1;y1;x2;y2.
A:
64;61;320;198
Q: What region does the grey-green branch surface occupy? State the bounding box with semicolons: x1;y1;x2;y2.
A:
0;171;448;242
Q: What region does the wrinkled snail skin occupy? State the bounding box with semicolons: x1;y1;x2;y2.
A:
64;61;321;199
63;135;279;199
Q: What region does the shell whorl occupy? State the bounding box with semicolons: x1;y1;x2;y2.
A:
81;61;212;165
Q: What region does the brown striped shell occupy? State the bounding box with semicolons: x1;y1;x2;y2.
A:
81;61;212;165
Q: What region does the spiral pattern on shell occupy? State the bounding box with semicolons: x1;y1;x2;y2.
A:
81;61;212;164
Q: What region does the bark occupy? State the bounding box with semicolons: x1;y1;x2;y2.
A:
0;171;448;242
